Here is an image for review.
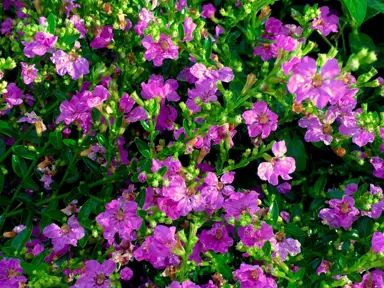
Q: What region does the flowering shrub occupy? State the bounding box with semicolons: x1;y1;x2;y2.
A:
1;0;384;287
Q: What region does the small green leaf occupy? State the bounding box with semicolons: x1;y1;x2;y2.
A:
349;33;375;53
49;131;63;150
63;139;77;149
61;34;80;45
204;38;213;61
368;0;384;14
348;272;363;283
285;223;305;237
262;240;272;256
11;226;32;252
21;178;39;191
0;170;4;192
82;157;103;178
12;154;27;178
96;134;108;147
342;0;368;26
12;145;36;160
47;13;56;34
285;134;307;172
78;198;100;223
269;200;279;226
309;175;327;198
134;138;151;158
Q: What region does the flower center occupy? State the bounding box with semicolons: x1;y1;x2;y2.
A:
259;114;269;124
160;40;169;50
312;73;323;87
250;269;259;280
215;228;223;240
275;232;286;242
61;224;70;235
69;51;79;62
263;43;270;50
7;269;18;279
322;124;332;134
217;182;224;191
340;202;350;214
116;209;125;221
96;273;106;285
186;187;195;197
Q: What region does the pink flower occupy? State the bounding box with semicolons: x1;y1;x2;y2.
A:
201;172;235;210
23;32;57;58
372;232;384;253
134;8;154;35
90;26;113;49
50;50;89;80
201;4;216;19
87;85;110;108
270;233;301;260
287;57;346;109
371;157;384;179
242;100;278;138
69;15;88;38
96;200;142;244
169;281;200;288
311;6;339;36
42;215;85;251
120;267;133;281
257;141;296;186
198;223;234;253
234;264;277;288
1;83;23;114
276;182;291;194
298;110;336;145
238;222;273;247
142;33;179;66
1;18;13;35
0;258;27;287
156;104;177;131
74;260;116;288
141;74;179;101
20;62;38;84
316;260;332;275
183;17;196;41
119;93;147;123
186;80;217;113
223;190;259;220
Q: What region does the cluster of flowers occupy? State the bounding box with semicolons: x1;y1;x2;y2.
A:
0;0;383;287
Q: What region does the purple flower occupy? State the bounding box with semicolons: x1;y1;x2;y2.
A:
0;258;27;288
287;57;346;109
316;260;332;275
199;223;234;253
96;200;142;244
339;112;375;147
351;270;384;288
17;111;47;134
142;33;179;67
23;32;57;58
242;100;278;139
234;264;277;288
134;8;154;35
50;50;89;80
183;17;196;41
371;157;384;179
253;37;277;61
1;83;23;114
372;232;384;253
187;80;217;113
1;18;13;35
298;111;336;145
20;62;38;84
276;182;291;194
87;85;110;108
42;215;85;251
189;63;234;83
201;4;216;19
141;75;179;101
206;124;237;148
344;183;359;195
134;225;182;269
282;57;301;75
238;222;273;247
311;6;339;36
223;190;259;220
156;104;177;131
90;26;113;49
119;93;147;123
74;260;116;288
257;141;296;186
69;15;88;38
271;232;301;260
169;281;201;288
319;195;360;229
201;172;235;210
215;25;225;37
120;267;133;281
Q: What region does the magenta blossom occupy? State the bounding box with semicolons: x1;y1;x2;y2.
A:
242;100;278;139
183;17;196;41
339;112;375;147
316;260;332;275
276;182;291;194
50;50;89;80
201;172;235;210
372;232;384;253
74;260;116;288
198;223;234;253
1;83;23;114
311;6;339;36
223;190;259;220
120;267;133;281
206;124;237;148
42;215;84;251
234;264;277;288
169;280;201;288
186;80;218;113
141;74;179;101
119;93;147;123
23;31;57;58
201;4;216;19
238;222;273;248
134;8;155;35
1;18;13;35
69;15;87;38
270;233;301;260
351;270;384;288
20;62;38;84
287;57;346;109
319;195;360;230
142;33;179;66
0;258;27;288
156;104;177;131
96;200;142;244
90;26;113;49
371;157;384;179
189;63;234;84
257;141;296;186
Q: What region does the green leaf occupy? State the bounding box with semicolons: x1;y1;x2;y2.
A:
342;0;368;26
349;33;375;53
211;253;233;280
63;139;77;149
368;0;384;13
82;157;103;178
269;200;279;226
101;183;113;198
134;138;151;158
294;268;306;281
11;226;32;252
61;34;80;45
12;154;27;178
309;175;327;198
12;145;36;160
0;169;4;192
348;272;363;282
357;217;374;238
21;178;39;191
285;223;305;237
42;210;65;222
0;138;5;155
78;198;100;223
47;13;56;34
285;134;307;172
262;240;272;256
49;131;63;150
96;134;108;147
204;38;213;61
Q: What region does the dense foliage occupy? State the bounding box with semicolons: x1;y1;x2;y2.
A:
1;0;384;287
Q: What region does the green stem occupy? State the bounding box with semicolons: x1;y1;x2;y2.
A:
0;125;34;164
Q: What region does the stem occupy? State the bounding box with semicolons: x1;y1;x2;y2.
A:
0;125;34;164
317;31;334;48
